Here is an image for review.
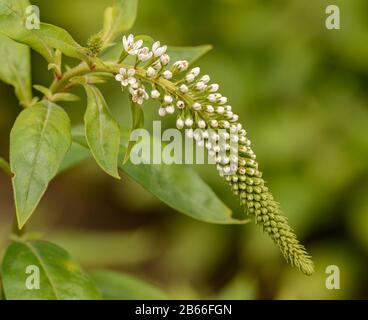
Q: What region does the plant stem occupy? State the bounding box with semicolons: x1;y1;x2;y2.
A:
45;59;195;110
12;216;25;237
0;157;12;177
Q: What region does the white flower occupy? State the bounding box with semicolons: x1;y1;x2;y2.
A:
210;132;220;142
206;105;214;113
230;125;238;134
185;118;193;127
239;136;246;144
232;114;239;122
202;131;209;139
219;96;228;105
230;134;239;143
195;81;206;91
222;120;230;129
123;34;143;55
165;105;175;114
176;118;184;129
180;84;189;93
186;129;194;138
216;106;225;114
164;95;173;104
173;60;189;72
192;102;201;111
129;86;149;105
151;90;160;99
146;67;156;77
160;54;170;66
205;142;212;150
200;75;210;83
221;157;230;165
208;84;219;92
190;67;200;76
116;68;137;87
208;94;217;102
130;81;139;89
225;111;233;118
220;131;230;139
197;120;206;129
152;41;167;57
185;73;196;83
152;60;162;70
210;119;218;128
138;47;153;62
163;70;173;79
194;130;203;141
158;107;166;117
177;100;185;109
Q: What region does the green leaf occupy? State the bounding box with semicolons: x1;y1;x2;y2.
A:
33;84;52;99
167;44;213;66
68;130;244;225
1;240;101;300
91;270;167;300
121;151;241;224
0;0;89;62
83;85;121;179
52;92;80;102
123;100;144;164
10;101;71;228
101;0;138;47
0;33;32;106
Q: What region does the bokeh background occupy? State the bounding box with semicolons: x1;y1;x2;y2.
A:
1;0;368;299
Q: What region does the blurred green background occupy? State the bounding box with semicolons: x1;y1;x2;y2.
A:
1;0;368;299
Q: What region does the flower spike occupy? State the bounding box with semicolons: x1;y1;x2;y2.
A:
116;34;314;275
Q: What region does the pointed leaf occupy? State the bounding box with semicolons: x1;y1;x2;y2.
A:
121;150;241;224
33;84;52;98
52;92;80;102
0;0;89;62
83;85;120;179
10;101;71;228
167;45;213;67
1;240;101;300
0;33;32;106
91;270;167;300
68;130;244;225
101;0;138;47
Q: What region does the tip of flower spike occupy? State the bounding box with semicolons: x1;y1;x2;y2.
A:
296;255;315;276
302;263;315;276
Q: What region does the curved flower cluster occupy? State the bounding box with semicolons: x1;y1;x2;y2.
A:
115;35;314;275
